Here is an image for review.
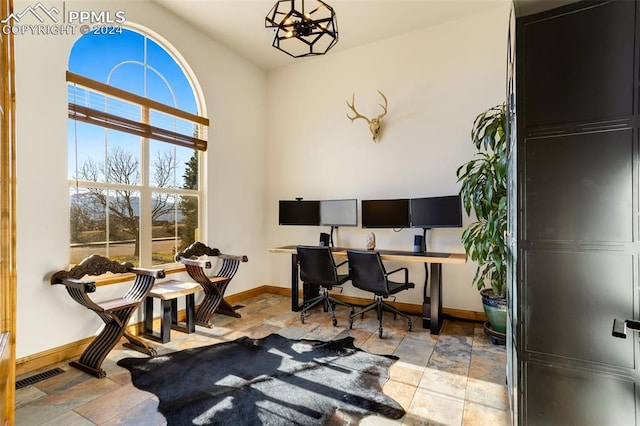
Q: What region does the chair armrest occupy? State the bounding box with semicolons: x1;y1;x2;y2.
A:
53;277;96;293
178;258;212;269
51;276;104;312
386;267;409;284
218;253;248;262
130;267;166;279
335;259;348;269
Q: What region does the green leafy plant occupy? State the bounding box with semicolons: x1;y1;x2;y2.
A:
456;104;507;297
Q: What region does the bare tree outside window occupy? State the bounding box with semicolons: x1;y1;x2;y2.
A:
70;146;178;265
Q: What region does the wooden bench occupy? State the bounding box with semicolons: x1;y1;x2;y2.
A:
143;280;203;343
50;255;165;378
176;242;248;328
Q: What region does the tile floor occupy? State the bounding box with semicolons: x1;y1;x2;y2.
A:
15;293;510;425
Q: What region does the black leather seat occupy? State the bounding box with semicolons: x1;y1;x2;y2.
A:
346;250;414;338
297;245;352;326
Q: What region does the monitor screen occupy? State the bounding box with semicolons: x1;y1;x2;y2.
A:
320;199;358;227
361;199;410;228
278;200;320;226
410;195;463;228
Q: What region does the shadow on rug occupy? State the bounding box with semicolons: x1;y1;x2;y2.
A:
117;333;405;425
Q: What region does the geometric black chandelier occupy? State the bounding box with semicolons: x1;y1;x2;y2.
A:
265;0;338;58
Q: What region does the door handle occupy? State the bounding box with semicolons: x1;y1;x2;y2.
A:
612;318;640;338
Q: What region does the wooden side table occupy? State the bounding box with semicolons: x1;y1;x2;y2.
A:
144;280;203;343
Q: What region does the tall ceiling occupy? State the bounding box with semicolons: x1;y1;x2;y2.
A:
152;0;509;72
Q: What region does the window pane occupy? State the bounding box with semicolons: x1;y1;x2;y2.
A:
149;142;197;189
69;187;106;265
108;62;145;97
68;120;106;182
106;130;141;185
149;142;177;188
179;195;199;250
178;148;200;190
105;97;143;123
151;193;198;265
108;189;140;266
152;192;177;265
149;109;198;138
68;29;144;83
146;38;198;114
146;68;175;106
67;84;143;122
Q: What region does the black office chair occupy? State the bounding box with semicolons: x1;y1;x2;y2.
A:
346;250;414;338
297;245;353;326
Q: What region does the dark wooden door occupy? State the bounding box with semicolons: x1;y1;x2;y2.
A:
510;1;639;424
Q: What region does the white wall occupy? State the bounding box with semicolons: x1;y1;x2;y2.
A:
14;0;266;358
265;5;510;312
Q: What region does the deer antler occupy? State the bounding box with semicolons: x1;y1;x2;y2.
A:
346;91;389;142
346;93;371;124
375;90;388;121
346;91;388;123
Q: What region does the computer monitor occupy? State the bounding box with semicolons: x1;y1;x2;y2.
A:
361;199;410;228
278;200;320;226
320;199;357;227
410;195;463;228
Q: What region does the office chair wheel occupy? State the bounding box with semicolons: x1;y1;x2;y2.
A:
300;312;305;324
332;318;337;327
349;318;354;329
407;320;412;332
378;327;383;338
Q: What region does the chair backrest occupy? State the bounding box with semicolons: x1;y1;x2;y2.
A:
175;241;220;261
296;245;340;286
176;241;248;281
346;250;389;297
50;254;165;309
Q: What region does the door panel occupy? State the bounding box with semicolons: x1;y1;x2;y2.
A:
525;250;634;367
523;0;635;127
524;129;633;242
525;362;636;426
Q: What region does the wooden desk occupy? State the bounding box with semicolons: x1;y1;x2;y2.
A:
269;245;466;335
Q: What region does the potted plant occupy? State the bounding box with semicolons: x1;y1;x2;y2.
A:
456;103;508;343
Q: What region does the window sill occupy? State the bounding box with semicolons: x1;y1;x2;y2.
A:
95;263;186;287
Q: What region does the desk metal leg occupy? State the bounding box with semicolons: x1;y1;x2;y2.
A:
430;263;443;335
422;263;431;329
291;253;300;312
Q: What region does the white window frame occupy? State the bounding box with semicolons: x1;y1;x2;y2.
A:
67;27;208;268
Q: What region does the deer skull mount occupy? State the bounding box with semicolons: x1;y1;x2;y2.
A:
346;90;388;142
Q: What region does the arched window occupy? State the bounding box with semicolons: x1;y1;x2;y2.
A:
67;27;208;267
